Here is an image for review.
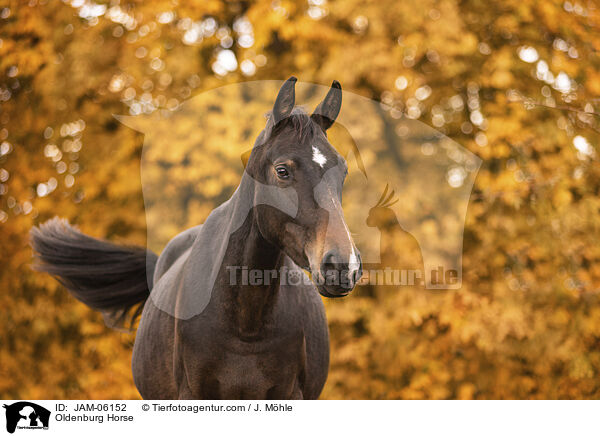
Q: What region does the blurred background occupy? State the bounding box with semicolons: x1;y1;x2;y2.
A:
1;0;600;399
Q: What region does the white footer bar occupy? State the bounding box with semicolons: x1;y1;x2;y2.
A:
1;400;596;436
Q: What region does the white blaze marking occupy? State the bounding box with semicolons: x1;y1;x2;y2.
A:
348;247;360;276
332;197;360;278
312;146;327;167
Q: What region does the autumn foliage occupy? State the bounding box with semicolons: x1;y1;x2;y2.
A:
1;0;600;399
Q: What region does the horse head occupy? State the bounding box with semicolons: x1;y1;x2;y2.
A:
245;77;362;297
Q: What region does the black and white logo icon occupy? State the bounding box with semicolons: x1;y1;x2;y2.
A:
2;402;50;434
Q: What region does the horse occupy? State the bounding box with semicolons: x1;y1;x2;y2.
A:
30;77;363;400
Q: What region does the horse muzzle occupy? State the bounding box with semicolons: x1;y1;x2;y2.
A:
314;249;363;297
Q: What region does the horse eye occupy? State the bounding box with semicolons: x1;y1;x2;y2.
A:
275;165;290;179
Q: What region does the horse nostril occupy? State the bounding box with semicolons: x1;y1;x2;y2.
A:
321;250;340;276
320;249;362;291
352;266;362;286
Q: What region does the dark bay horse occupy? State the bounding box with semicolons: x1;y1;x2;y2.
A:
30;77;362;399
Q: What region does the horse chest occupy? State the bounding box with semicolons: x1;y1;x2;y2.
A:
216;349;299;399
181;329;306;400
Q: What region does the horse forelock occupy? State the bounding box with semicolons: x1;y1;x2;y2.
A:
259;107;321;148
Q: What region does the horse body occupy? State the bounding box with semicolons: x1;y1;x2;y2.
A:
134;269;327;399
133;201;329;399
31;77;361;400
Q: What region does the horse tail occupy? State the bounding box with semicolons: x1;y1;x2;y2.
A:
30;217;158;329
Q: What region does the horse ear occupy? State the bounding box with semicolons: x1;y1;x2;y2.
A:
311;80;342;132
272;76;297;124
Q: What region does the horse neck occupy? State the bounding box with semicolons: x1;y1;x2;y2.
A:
219;209;284;339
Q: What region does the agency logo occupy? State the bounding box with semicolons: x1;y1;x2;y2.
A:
114;79;480;321
2;402;50;434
